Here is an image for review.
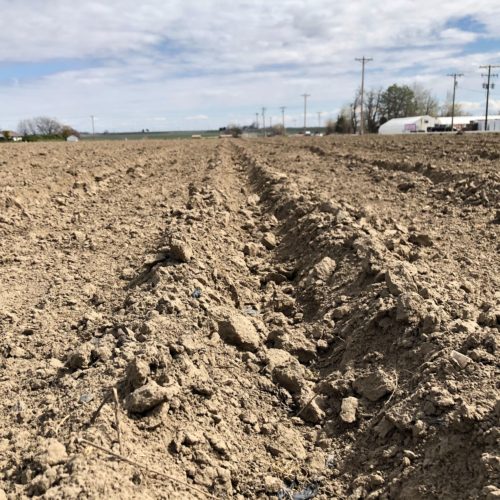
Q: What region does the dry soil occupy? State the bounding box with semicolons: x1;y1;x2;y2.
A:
0;135;498;499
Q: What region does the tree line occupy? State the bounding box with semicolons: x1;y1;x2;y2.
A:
16;116;79;140
327;83;466;134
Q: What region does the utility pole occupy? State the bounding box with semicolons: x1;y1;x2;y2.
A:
355;56;373;135
301;94;310;132
480;65;499;131
255;112;259;129
280;106;286;134
90;115;95;136
262;107;266;137
447;73;463;131
317;111;323;129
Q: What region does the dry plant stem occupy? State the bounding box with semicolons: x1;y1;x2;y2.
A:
383;372;399;408
88;391;112;427
55;414;70;435
80;439;219;499
372;372;400;423
296;391;318;418
112;387;124;456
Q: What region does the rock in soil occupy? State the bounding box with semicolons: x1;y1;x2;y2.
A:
340;396;359;423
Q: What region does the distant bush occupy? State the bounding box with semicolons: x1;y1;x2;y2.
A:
226;124;242;138
270;124;285;136
61;126;80;139
325;119;336;135
24;134;66;142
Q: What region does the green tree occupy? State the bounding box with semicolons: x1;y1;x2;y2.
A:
380;84;416;120
335;109;353;134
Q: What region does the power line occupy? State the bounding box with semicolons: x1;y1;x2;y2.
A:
459;86;487;95
479;65;500;130
301;94;310;132
447;73;463;130
355;56;373;135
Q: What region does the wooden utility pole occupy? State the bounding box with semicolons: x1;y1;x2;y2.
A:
447;73;463;131
301;94;310;132
355;57;373;134
480;65;499;131
261;107;266;137
280;106;286;134
255;112;259;129
317;111;323;129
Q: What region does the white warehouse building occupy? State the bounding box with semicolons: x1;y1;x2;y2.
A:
437;115;500;131
378;116;436;135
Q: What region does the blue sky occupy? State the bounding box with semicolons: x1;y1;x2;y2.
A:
0;0;500;132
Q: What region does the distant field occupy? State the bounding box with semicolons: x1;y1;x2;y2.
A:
79;127;315;141
80;130;221;141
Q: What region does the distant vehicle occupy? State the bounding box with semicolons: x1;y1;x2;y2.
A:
304;130;312;136
428;124;452;132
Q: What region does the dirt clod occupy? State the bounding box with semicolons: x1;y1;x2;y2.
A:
217;312;261;351
125;358;150;390
66;343;93;370
125;381;179;413
37;439;68;467
169;238;193;262
261;232;277;250
353;369;396;402
340;396;359;423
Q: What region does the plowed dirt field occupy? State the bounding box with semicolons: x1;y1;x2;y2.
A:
0;135;498;499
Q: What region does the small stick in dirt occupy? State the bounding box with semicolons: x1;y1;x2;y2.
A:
112;387;124;456
55;414;70;435
80;439;218;499
383;372;399;408
296;391;318;418
87;390;112;427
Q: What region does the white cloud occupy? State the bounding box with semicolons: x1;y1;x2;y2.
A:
1;1;500;130
185;115;208;120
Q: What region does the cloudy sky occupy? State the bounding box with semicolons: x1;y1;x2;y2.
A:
1;0;500;132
